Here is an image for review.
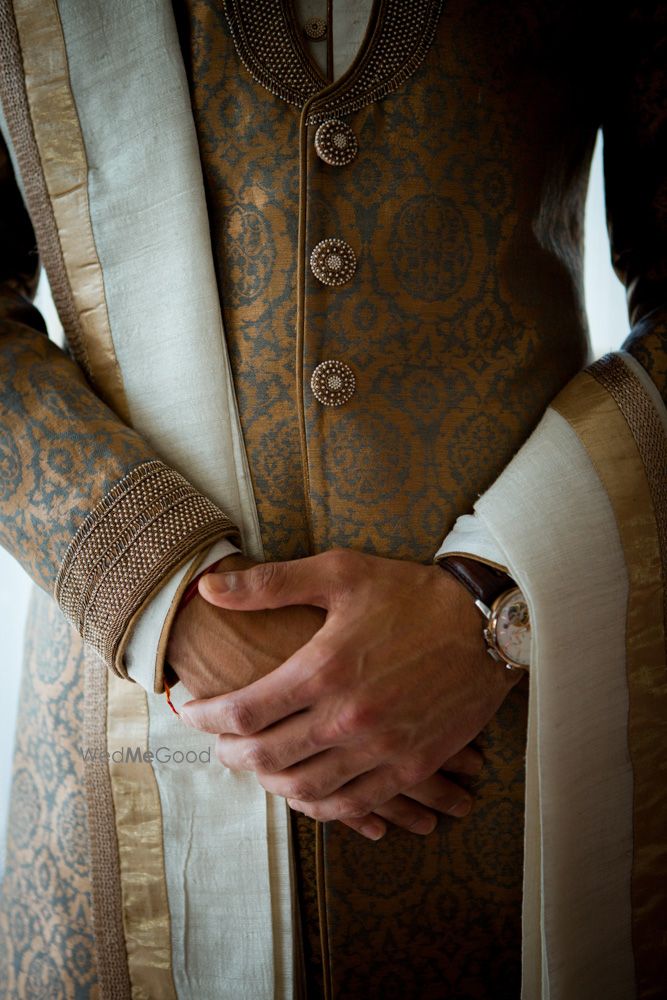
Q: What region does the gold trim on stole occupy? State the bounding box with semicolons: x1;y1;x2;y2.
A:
553;359;666;996
12;0;130;420
106;673;178;1000
82;651;133;999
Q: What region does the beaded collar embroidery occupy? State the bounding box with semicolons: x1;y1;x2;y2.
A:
224;0;443;124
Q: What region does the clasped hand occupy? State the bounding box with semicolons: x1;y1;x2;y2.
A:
177;549;519;841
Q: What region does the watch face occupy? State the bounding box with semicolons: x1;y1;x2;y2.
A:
491;588;531;668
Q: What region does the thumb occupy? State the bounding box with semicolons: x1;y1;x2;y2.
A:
198;554;333;610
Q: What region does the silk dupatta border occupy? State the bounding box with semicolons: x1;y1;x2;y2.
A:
476;351;666;1000
558;353;667;998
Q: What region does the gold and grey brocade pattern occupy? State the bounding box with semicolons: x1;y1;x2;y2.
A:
54;460;239;674
0;328;157;594
177;0;589;993
177;0;314;561
321;684;528;998
0;590;98;999
192;0;592;567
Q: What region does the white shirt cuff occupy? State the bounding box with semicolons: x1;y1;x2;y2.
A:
434;512;510;571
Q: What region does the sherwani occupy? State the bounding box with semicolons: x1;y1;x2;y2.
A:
0;1;665;998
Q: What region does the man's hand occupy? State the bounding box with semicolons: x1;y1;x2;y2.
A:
170;550;486;841
166;552;325;700
180;549;521;831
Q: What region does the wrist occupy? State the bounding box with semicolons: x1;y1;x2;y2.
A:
430;565;517;697
166;552;258;698
437;555;531;673
167;552;255;686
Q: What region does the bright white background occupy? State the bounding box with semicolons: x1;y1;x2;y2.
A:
0;135;629;877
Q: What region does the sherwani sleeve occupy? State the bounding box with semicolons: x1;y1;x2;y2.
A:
436;1;666;617
0;133;242;683
433;8;666;996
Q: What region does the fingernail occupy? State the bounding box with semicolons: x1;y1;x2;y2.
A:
413;816;438;835
179;705;194;727
360;820;385;840
203;572;238;593
450;798;472;818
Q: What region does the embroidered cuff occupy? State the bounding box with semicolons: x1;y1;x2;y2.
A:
54;460;241;676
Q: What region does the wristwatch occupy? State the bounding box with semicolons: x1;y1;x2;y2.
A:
438;555;531;672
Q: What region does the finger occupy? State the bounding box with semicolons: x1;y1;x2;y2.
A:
340;788;455;840
198;551;343;611
288;760;473;824
287;763;401;822
401;770;473;818
440;745;484;776
338;815;387;841
271;747;481;817
373;795;439;835
258;747;373;801
287;805;388;843
214;711;328;773
181;628;335;734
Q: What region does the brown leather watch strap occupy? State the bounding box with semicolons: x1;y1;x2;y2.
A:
438;555;516;607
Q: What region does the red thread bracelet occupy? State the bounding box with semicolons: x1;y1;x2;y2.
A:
164;678;180;717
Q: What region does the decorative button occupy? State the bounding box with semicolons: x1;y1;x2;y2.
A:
304;17;327;40
311;360;356;407
310;238;356;286
315;120;358;167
